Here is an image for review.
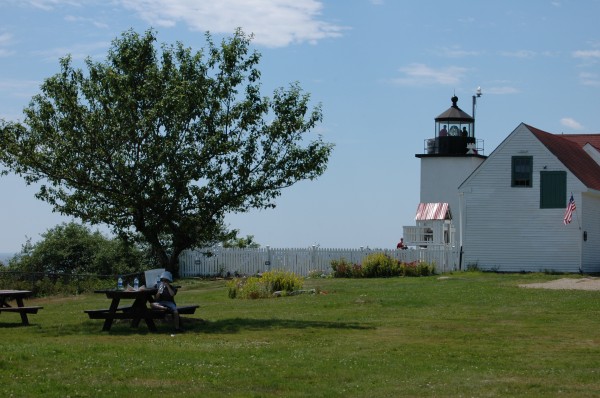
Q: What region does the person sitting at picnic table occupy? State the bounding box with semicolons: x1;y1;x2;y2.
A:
151;271;182;332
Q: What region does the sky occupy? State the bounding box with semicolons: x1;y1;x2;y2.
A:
1;0;600;253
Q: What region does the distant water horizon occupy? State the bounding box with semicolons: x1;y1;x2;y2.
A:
0;253;15;264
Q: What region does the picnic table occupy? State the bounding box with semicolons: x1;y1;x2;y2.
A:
0;290;43;326
85;288;198;332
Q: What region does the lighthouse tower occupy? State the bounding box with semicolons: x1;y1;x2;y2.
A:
403;95;486;249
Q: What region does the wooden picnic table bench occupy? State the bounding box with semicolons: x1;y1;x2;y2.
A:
85;288;198;332
0;290;43;326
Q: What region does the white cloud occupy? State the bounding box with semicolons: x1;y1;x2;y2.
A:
34;41;110;62
560;117;584;130
485;86;520;95
0;32;14;57
0;79;41;102
434;46;481;58
500;50;537;58
0;33;12;46
579;72;600;87
119;0;346;48
392;63;468;86
64;14;109;29
22;1;56;11
20;0;83;11
572;49;600;59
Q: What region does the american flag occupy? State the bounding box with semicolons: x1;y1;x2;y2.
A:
563;194;576;225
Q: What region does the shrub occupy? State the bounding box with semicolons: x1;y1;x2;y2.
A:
227;270;304;299
399;261;436;277
401;262;419;277
261;270;304;292
331;258;355;278
351;263;364;278
0;270;114;296
419;262;436;276
227;276;270;299
7;222;151;276
362;252;397;277
465;262;480;272
331;256;435;278
308;269;328;278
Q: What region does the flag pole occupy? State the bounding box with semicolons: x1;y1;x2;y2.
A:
574;192;583;273
574;194;581;230
563;192;582;271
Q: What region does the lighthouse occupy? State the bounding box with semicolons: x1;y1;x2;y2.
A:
403;95;487;250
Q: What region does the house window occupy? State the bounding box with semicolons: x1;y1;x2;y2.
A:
512;156;533;187
540;171;566;208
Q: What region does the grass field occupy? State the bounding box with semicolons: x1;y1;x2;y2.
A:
0;272;598;397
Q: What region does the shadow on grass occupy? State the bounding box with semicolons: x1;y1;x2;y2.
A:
40;316;375;336
0;322;41;328
190;317;375;334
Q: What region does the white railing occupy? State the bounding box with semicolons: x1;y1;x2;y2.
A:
179;246;461;277
403;226;435;246
403;225;456;247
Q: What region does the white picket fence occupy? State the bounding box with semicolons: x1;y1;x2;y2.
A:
178;246;461;277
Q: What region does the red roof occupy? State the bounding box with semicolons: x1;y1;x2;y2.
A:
415;203;452;220
526;124;600;191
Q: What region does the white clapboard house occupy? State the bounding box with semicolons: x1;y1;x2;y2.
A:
458;123;600;273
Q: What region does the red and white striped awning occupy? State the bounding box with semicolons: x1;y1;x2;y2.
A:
415;203;452;221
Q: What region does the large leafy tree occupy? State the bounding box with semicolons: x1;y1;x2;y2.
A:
8;222;149;276
0;29;333;276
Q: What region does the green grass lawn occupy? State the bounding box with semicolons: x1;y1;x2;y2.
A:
0;272;598;397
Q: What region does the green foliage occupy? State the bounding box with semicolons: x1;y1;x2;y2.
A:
307;269;328;278
400;261;436;277
32;276;99;296
222;231;260;248
361;252;398;277
227;269;304;299
331;254;436;278
0;271;113;296
6;222;150;276
331;258;359;278
261;270;304;292
0;28;333;276
227;276;270;299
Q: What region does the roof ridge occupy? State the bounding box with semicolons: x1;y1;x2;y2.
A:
527;125;600;191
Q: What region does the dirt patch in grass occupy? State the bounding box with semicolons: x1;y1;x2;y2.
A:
519;277;600;291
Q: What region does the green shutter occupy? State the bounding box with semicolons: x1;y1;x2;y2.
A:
540;171;566;208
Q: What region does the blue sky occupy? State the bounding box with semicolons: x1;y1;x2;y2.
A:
1;0;599;253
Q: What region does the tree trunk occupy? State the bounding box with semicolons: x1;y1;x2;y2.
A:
167;252;180;279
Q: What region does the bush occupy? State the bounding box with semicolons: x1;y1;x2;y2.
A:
331;255;436;278
331;258;356;278
7;222;152;276
261;270;304;292
307;269;328;278
400;261;436;277
0;271;115;296
227;276;269;299
227;270;304;299
362;252;397;277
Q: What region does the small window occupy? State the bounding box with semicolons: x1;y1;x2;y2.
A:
512;156;533;187
540;171;566;208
